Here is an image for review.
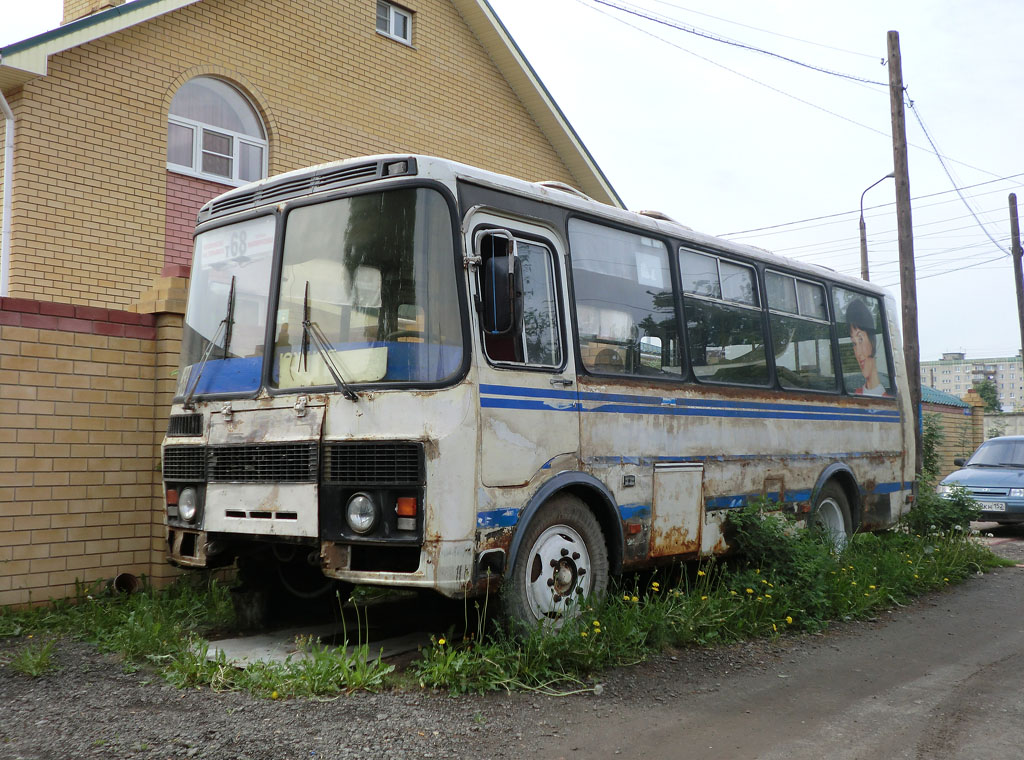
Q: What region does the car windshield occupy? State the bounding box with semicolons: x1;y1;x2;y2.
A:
967;439;1024;468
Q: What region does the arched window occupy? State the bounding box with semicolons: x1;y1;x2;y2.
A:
167;77;267;185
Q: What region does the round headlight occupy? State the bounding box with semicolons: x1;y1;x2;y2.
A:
346;493;379;534
179;487;198;523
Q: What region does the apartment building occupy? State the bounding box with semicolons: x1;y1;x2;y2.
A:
921;352;1024;412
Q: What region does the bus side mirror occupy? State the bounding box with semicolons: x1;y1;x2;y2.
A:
477;232;522;335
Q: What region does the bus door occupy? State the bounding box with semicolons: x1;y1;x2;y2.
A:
467;212;579;488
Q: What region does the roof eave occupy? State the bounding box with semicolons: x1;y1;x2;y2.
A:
1;0;201;92
453;0;623;208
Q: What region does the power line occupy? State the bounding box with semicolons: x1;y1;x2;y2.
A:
719;172;1024;237
579;0;1006;181
588;0;889;86
648;0;879;60
907;98;1010;256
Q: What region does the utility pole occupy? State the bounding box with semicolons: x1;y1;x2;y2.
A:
887;30;922;475
1011;194;1024;360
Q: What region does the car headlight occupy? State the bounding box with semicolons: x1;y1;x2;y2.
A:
1010;488;1024;498
346;493;379;534
179;487;198;523
935;484;953;496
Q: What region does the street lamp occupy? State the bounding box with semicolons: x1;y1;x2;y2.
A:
859;172;895;281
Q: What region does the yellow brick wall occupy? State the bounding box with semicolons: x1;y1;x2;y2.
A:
0;299;172;606
926;394;986;480
3;0;580;309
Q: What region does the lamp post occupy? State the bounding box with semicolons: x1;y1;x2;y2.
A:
859;172;895;281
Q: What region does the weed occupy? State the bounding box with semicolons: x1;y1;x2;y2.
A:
414;486;1009;694
9;638;57;677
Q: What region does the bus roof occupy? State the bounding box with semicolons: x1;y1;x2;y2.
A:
198;153;892;299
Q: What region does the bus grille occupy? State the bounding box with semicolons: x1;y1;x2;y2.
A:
167;414;203;437
208;443;319;483
162;446;206;481
323;442;424;486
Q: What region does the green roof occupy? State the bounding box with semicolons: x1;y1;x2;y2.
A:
921;385;969;408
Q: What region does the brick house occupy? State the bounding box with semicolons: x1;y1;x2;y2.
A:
0;0;618;605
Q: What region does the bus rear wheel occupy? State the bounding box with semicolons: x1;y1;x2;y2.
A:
810;482;852;550
504;494;609;630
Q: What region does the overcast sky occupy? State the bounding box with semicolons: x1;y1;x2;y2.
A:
4;0;1023;362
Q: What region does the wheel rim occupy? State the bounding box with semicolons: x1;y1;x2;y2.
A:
813;497;847;549
524;524;593;623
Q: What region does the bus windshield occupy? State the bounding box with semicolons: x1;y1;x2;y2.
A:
175;186;462;398
177;214;276;398
271;187;462;389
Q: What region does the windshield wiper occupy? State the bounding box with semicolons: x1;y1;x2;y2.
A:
182;276;236;410
300;281;358;402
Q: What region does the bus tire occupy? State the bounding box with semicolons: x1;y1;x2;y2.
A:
810;481;852;550
504;493;609;630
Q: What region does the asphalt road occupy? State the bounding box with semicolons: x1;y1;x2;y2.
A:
534;525;1024;760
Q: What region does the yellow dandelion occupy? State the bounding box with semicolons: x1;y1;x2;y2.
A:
581;631;588;638
593;620;601;627
772;623;777;632
755;569;761;574
438;638;446;646
271;691;279;700
730;590;737;596
700;595;708;601
785;616;793;625
851;581;857;586
631;595;639;603
697;570;706;577
914;574;919;579
761;579;768;584
765;594;772;598
864;593;870;597
594;628;601;634
745;588;754;594
943;577;949;582
623;594;631;601
869;585;876;590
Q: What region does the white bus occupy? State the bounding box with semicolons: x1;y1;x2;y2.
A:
162;155;914;627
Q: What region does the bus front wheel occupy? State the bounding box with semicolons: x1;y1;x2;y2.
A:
504;494;609;630
810;482;852;550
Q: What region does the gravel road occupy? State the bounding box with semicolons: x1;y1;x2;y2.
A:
2;525;1021;760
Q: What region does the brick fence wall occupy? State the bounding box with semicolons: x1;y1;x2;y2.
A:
924;391;986;479
0;281;185;606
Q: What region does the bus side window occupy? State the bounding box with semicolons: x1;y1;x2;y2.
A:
477;232;562;368
568;219;679;378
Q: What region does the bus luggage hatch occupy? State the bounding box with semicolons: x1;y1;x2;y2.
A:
650;462;703;557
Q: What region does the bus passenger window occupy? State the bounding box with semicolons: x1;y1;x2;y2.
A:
833;287;893;397
767;271;836;392
568;219;680;378
680;250;769;386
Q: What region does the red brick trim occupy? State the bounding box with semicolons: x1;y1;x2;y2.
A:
0;298;157;340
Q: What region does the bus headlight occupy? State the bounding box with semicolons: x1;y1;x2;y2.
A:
179;487;198;523
346;493;379;534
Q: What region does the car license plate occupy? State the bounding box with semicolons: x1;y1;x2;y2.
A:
978;501;1006;512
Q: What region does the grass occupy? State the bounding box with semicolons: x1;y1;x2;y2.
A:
0;483;1013;697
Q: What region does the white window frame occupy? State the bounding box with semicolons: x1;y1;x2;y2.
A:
167;115;268;188
376;1;413;45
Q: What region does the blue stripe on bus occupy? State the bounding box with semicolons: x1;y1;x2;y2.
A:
477;483;913;526
480;383;900;423
587;452;902;466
